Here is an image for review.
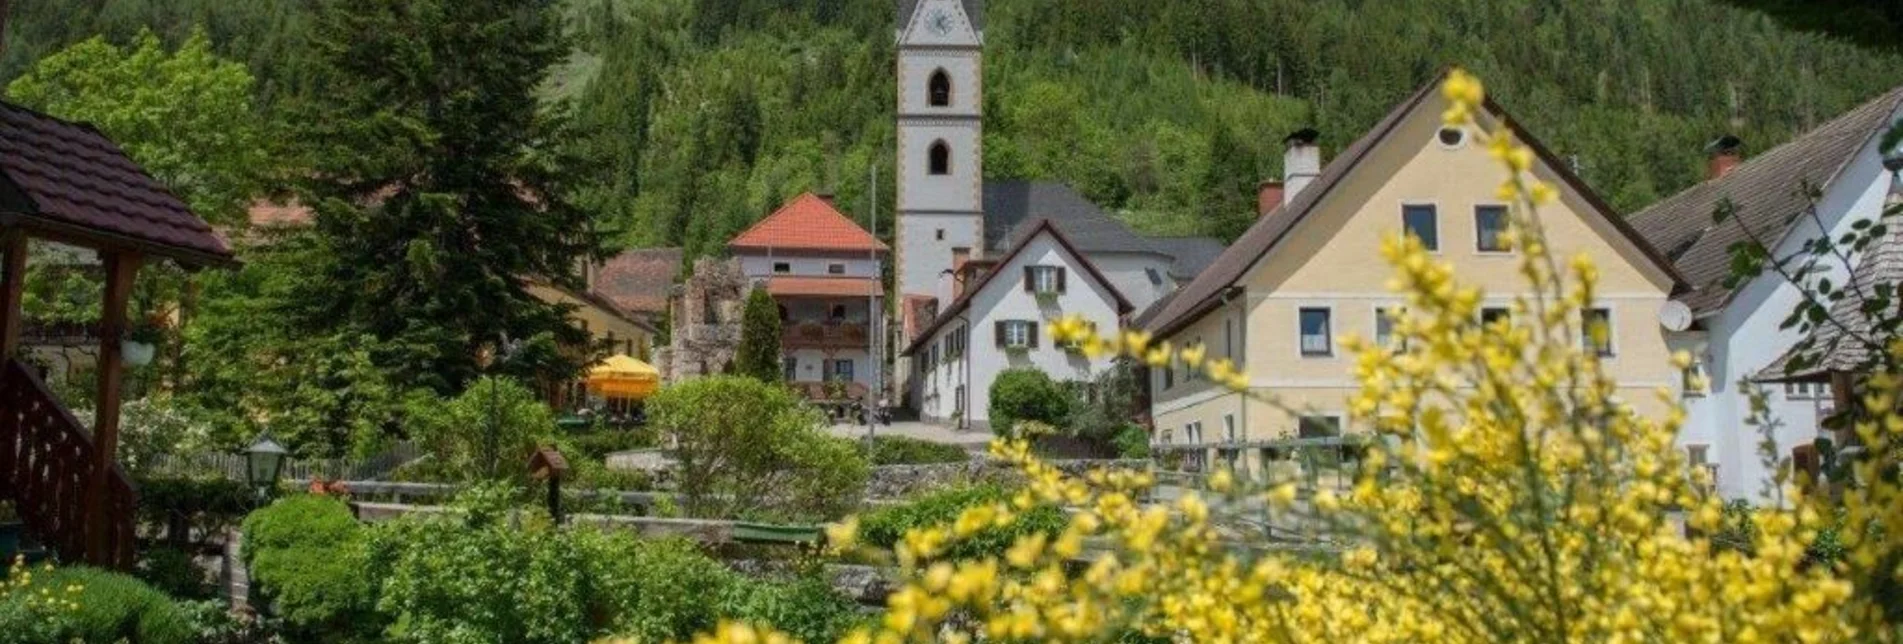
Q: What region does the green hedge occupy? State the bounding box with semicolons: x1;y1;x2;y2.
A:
0;565;195;644
241;494;383;642
859;484;1068;561
865;435;971;465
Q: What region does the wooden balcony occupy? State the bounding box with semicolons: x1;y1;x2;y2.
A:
782;321;870;349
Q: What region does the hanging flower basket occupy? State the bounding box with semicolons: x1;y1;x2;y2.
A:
122;340;157;367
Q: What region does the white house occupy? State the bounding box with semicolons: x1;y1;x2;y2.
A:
891;0;1224;418
1629;85;1903;502
903;220;1133;430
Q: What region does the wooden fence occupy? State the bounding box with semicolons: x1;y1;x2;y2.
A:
148;441;422;482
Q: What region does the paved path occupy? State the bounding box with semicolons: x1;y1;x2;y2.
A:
825;421;994;448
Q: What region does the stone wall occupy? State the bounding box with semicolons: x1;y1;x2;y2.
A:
863;458;1150;500
661;257;747;381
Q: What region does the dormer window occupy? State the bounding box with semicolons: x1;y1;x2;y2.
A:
928;69;951;107
929;140;951;175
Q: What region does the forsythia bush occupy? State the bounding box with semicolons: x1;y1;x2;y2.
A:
698;70;1903;643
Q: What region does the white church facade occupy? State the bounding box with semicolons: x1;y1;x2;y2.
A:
892;0;1224;429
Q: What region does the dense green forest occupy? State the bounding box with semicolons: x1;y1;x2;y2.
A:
4;0;1901;257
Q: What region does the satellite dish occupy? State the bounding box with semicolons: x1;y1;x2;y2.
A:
1657;300;1693;332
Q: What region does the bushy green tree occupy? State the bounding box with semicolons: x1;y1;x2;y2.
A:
988;368;1071;437
281;0;598;396
734;286;783;383
403;376;558;482
647;376;868;521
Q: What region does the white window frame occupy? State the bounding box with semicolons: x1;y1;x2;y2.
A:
1298;306;1333;358
1002;320;1035;349
1028;265;1063;294
1373;305;1405;353
1681;356;1709;398
1474;204;1512;254
1582;306;1616;358
1401;202;1440;252
1785;381;1827;401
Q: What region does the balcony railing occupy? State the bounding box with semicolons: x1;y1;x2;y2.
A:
0;358;138;569
782;321;869;348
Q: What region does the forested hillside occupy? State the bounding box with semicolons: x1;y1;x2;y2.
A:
5;0;1900;258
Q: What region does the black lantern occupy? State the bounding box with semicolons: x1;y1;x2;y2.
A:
245;433;288;496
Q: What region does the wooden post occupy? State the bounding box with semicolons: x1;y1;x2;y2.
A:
0;230;25;358
85;251;139;565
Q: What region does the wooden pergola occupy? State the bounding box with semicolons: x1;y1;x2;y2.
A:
0;99;234;567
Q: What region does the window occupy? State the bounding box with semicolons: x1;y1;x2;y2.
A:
1402;204;1439;251
1785;382;1827;400
1224;318;1235;359
772;262;791;273
1582;308;1614;357
783;358;797;381
1060;320;1098;351
1224;414;1237;443
830;359;854;382
1480;307;1512;327
1298;415;1342;438
997;320;1038;349
1298;308;1332;356
1682;358;1709;398
1189;422;1204;445
1162;362;1175;389
928;69;952;107
928;140;951;175
1025;265;1065;294
830;304;848;321
935;228;945;241
1475;205;1510;252
1375;307;1403;352
1145;268;1164;286
827;263;846;275
1686;444;1718;492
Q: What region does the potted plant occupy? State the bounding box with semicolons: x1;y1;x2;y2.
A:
123;318;164;367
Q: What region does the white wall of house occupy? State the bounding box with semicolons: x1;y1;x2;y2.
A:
1678;120;1899;502
786;348;875;390
915;232;1124;431
915;319;971;423
736;253;880;279
1088;251;1178;313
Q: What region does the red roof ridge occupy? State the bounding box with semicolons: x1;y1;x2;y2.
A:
729;192;889;253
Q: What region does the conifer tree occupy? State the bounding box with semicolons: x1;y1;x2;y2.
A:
734;286;783;383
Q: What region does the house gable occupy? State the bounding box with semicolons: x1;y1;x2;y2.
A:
903;220;1130;357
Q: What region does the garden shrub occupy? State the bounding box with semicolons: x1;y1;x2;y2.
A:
715;575;863;643
241;494;382;641
587;536;742;641
865;435;971;465
137;546;210;600
649;376;869;521
1112;423;1152;459
402;376;558;482
988;368;1070;437
564;427;655;460
369;513;593;643
857;484;1067;560
136;476;250;547
0;566;195;644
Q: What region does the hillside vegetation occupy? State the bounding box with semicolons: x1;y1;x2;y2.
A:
5;0;1899;258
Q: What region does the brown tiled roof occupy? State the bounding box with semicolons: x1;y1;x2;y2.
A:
247;199;314;228
902;219;1132;356
902;294;937;343
764;276;882;298
0;100;231;265
1759;189;1903;382
729;192;888;253
1630;85;1903;315
1145;69;1685;338
592;248;683;316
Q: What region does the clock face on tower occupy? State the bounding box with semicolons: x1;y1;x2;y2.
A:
926;9;954;36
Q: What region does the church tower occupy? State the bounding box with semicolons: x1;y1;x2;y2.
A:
895;0;984;307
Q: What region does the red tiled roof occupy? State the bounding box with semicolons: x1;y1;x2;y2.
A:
729;192;888;253
247;199;314;228
764;276;882;298
902;294;938;343
592;248;684;316
0;100;232;265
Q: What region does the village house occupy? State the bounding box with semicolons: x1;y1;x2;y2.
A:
891;0;1223;422
727;192;887;404
1628;85;1903;501
1141;71;1688;476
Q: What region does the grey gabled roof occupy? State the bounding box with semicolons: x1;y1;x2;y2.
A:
1758;188;1903;382
983;181;1162;257
897;0;985;32
1146;236;1228;279
1630;85;1903;315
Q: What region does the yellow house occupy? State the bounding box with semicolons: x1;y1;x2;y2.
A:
527;278;657;410
1140;71;1687;475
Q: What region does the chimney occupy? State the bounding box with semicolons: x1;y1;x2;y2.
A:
951;247;970;298
1257;180;1285;218
1705;135;1743;180
1283;128;1322;205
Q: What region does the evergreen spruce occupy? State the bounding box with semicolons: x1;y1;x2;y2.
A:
735;286;783;383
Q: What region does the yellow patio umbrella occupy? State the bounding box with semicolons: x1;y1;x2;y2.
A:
585;354;661;400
